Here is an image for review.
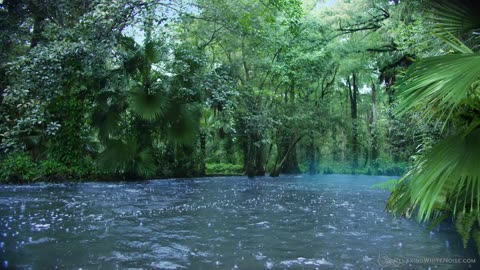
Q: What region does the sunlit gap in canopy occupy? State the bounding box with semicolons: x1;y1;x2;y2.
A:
315;0;339;9
122;0;198;45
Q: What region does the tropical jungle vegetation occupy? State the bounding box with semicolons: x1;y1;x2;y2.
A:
1;0;479;253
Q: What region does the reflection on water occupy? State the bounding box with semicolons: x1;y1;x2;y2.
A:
0;175;477;269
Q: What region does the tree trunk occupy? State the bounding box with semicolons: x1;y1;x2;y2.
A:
255;146;266;176
243;134;265;178
244;136;256;178
271;134;305;177
280;141;301;174
307;133;317;174
224;135;236;164
31;16;45;48
198;129;207;176
370;83;379;166
347;73;359;168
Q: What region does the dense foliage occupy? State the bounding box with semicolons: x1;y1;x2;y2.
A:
1;0;416;182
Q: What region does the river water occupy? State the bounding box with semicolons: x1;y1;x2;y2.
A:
0;175;477;269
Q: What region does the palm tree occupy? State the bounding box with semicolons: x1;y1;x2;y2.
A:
387;0;480;253
92;33;202;178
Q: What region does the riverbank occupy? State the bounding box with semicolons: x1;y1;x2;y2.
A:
0;153;407;184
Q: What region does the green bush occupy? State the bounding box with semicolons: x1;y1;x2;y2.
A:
0;152;99;183
64;157;98;180
0;152;38;183
206;163;243;175
39;159;70;177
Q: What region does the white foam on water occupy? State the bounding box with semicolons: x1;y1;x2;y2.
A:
32;223;50;231
362;255;373;262
151;261;186;269
27;237;55;245
255;252;266;260
280;258;333;267
323;225;337;230
254;221;270;228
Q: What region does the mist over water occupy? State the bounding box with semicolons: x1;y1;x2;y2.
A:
0;175;477;269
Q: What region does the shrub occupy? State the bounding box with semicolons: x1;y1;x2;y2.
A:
206;163;243;175
38;159;72;181
0;152;38;183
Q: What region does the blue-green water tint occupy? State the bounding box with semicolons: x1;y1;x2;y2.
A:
0;175;478;269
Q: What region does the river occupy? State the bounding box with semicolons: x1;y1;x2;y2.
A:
0;175;477;269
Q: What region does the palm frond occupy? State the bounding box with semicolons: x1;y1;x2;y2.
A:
434;32;473;54
135;149;156;178
92;108;121;142
164;103;201;145
394;53;480;126
387;178;413;218
430;1;480;35
407;128;480;222
144;41;162;63
98;139;138;173
98;139;156;178
129;84;169;121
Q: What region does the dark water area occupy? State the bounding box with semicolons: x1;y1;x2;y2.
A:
0;175;478;269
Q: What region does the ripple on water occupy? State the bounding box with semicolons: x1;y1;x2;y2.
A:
31;223;50;231
152;244;189;261
0;175;477;269
26;237;55;245
322;225;337;231
253;221;270;229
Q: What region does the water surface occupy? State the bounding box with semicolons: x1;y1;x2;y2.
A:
0;175;477;269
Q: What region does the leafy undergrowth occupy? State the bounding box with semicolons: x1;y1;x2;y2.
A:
0;152;97;183
205;163;243;176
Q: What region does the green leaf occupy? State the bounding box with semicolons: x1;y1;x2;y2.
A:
433;32;473;54
144;41;161;63
430;1;480;35
395;53;480;127
408;129;480;222
129;85;169;121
